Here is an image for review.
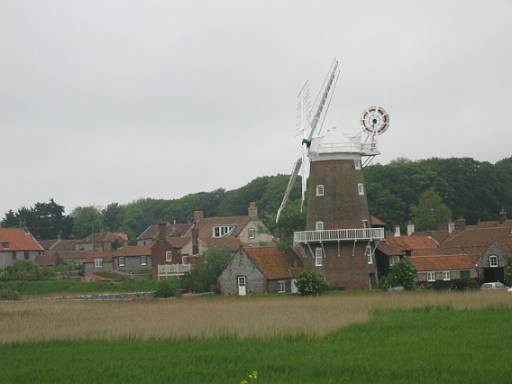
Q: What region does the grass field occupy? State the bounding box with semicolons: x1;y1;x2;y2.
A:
1;291;511;383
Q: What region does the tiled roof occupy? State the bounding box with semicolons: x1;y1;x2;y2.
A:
83;251;114;263
410;254;476;272
378;234;439;256
113;245;152;257
137;223;193;240
370;216;385;226
39;239;60;250
243;246;302;279
475;219;512;228
166;236;191;249
83;232;128;243
439;226;512;259
197;215;251;240
0;228;44;251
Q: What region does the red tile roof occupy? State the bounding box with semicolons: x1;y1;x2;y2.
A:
410;254;476;272
0;228;44;251
113;245;152;257
378;234;439;256
83;251;114;263
371;216;385;226
137;223;193;240
83;232;128;243
439;226;512;259
243;246;302;279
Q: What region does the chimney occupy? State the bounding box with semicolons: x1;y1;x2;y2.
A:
192;224;199;255
394;225;401;237
193;209;204;223
448;220;455;235
499;208;507;225
158;222;167;242
407;222;415;236
248;202;258;220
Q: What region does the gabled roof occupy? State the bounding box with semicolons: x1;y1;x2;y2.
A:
84;251;114;263
243;246;302;279
410;254;476;272
439;226;512;259
113;245;152;257
0;228;44;251
197;215;251;240
82;232;128;243
370;216;385;226
474;219;512;228
137;223;193;241
377;234;438;256
39;239;60;251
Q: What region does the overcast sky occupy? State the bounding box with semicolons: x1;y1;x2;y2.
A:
1;0;511;217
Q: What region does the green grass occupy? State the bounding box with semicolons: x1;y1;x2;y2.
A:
1;307;511;383
0;279;161;295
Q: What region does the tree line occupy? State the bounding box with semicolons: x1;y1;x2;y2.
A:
2;156;511;241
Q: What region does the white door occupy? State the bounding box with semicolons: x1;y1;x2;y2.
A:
237;276;247;296
291;279;298;294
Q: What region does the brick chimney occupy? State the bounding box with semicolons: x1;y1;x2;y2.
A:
248;202;258;220
407;222;415;236
499;208;507;225
394;225;401;237
192;224;199;255
158;222;167;242
193;209;204;223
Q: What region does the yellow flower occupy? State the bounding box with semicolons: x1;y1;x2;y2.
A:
240;381;248;384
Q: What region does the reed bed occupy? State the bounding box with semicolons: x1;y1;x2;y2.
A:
1;291;511;343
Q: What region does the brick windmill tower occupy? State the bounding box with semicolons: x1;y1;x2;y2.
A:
276;59;389;289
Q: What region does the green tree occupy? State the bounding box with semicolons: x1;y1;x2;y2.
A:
382;258;417;290
505;256;512;287
411;188;452;231
102;203;123;232
71;206;103;239
184;245;232;293
1;210;18;228
295;271;329;296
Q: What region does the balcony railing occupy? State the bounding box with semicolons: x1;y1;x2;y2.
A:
294;228;384;244
157;264;191;278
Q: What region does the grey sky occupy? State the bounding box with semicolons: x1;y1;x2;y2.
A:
1;0;511;218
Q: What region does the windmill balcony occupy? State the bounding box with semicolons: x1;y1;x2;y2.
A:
293;227;384;244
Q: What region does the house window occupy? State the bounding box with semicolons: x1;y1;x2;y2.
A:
140;256;148;266
316;185;325;197
315;247;323;267
278;280;286;293
1;241;9;249
389;255;400;267
358;183;365;196
489;255;498;267
427;271;435;282
365;245;373;264
315;221;324;231
118;257;125;267
165;251;173;262
182;256;189;265
24;251;29;260
212;225;234;238
460;270;470;279
248;227;256;239
442;271;451;281
354;159;362;170
94;258;103;268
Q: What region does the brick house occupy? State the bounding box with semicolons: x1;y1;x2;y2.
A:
218;245;303;295
0;228;44;268
151;223;190;279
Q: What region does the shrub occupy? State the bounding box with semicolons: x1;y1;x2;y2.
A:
381;258;417;290
452;278;479;290
505;256;512;287
295;271;329;296
1;260;49;281
0;289;20;300
153;279;178;298
135;266;153;274
184;245;232;293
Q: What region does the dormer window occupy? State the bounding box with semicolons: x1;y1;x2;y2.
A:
213;225;234;238
315;221;324;231
316;185;325;197
1;241;9;249
489;255;498;267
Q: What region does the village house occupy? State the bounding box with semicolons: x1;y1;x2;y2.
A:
75;231;128;252
218;245;303;295
410;254;477;288
0;228;44;268
83;245;153;276
36;238;89;267
150;222;191;280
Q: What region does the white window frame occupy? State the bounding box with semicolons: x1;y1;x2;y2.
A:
248;227;256;240
442;271;451;281
315;221;324;231
212;225;234;238
94;258;103;268
366;245;373;264
354;159;362;170
427;271;435;282
118;256;125;267
140;256;148;266
315;247;323;267
277;280;286;293
489;255;498;268
389;255;400;267
316;185;325;197
358;183;365;196
182;256;189;265
165;251;173;262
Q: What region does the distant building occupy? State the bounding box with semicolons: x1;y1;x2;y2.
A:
0;228;44;268
218;246;303;295
75;232;128;252
83;245;153;276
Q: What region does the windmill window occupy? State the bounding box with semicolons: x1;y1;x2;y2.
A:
489;255;498;267
365;245;373;264
315;247;323;266
358;183;365;196
315;221;324;231
316;185;325;197
427;271;435;282
442;271;451;281
354;159;362;170
248;227;256;239
213;225;234;238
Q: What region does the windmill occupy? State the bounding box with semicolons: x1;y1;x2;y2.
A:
277;59;390;289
